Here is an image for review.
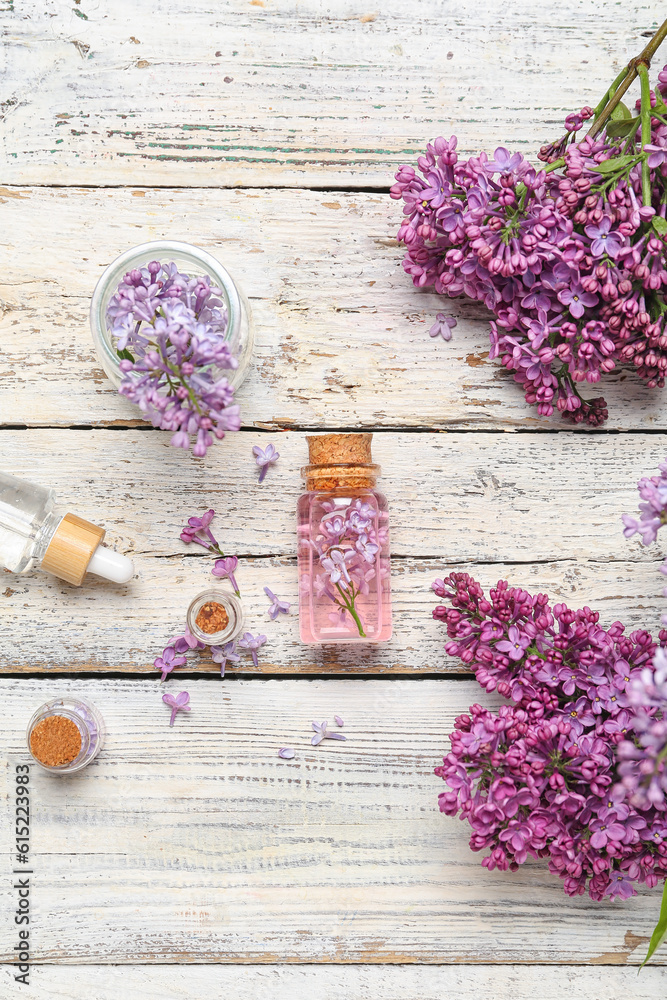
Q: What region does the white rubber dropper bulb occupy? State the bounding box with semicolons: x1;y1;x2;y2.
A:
86;544;134;584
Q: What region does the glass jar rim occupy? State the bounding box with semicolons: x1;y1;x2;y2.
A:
186;589;244;646
90;240;246;388
26;698;102;773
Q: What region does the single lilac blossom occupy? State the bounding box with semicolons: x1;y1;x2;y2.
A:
212;555;240;594
264;586;291;619
253;443;280;483
154;644;187;683
278;747;295;759
311;720;347;746
644;144;667;168
495;625;532;661
238;631;267;666
429;313;457;341
334;715;344;727
210;640;240;678
180;509;224;556
162;690;191;727
584;217;623;259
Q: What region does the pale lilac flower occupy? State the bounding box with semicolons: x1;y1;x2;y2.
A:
162;690;191;727
334;715;344;727
210;640;240;678
311;721;347;746
489;146;524;174
278;747;295;759
429;313;457;340
264;586;291;619
154;645;187;683
238;631;267;666
212;555;240;594
252;443;280;483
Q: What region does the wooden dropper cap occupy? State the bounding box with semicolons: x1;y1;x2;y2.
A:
303;433;380;490
41;514;106;587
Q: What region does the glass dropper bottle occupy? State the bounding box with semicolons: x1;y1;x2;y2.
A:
0;470;134;586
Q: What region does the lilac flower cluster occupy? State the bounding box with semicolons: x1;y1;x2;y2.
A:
311;499;383;637
107;261;240;456
391;65;667;425
432;572;667;901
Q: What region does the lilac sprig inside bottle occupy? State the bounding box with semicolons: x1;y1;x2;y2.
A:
107;260;240;457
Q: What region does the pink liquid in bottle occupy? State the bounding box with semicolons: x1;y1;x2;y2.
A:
297;433;392;644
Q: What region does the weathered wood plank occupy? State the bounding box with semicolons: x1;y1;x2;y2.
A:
2;187;667;430
1;556;665;674
1;1;663;187
0;677;663;964
0;963;665;998
0;428;663;562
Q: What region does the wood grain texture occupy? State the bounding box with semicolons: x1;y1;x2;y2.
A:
1;1;664;187
0;677;664;965
3;555;666;675
1;428;664;562
2;186;667;430
1;963;665;999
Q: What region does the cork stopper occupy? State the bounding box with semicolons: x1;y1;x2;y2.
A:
41;513;106;587
303;433;380;490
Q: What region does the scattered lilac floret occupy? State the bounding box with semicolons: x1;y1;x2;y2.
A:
264;586;291;619
334;715;344;727
212;555;240;594
429;313;457;341
169;629;206;653
162;690;191;727
154;645;187;683
180;509;223;555
238;631;267;667
253;443;280;483
311;720;347;746
210;640;240;678
278;747;295;759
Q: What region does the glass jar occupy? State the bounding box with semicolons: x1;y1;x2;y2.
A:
186;589;244;646
90;240;254;390
26;697;106;774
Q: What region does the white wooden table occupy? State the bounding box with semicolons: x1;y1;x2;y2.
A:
2;2;667;996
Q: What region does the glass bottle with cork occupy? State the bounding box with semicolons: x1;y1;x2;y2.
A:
298;433;392;644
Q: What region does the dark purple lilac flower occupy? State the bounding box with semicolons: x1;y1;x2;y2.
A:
252;443;280;483
495;625;531;661
584;217;623;259
264;586;291;619
180;509;224;555
431;571;667;902
210;640;240;678
238;631;267;667
108;262;240;457
154;645;187;683
429;313;457;340
211;555;240;595
162;690;191;727
557;282;598;319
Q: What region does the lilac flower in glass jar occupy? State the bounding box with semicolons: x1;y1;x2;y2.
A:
105;260;240;457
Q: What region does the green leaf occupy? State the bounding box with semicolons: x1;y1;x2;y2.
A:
606;116;640;138
610;101;632;121
591;155;637;174
116;348;135;362
652;216;667;236
640;881;667;970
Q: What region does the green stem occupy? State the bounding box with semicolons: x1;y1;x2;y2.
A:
639;62;653;206
334;582;366;638
588;17;667;139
